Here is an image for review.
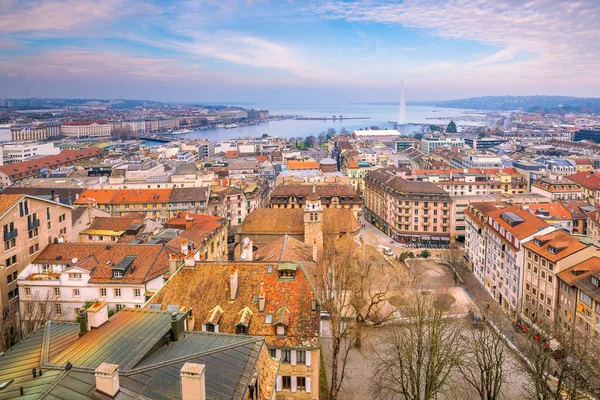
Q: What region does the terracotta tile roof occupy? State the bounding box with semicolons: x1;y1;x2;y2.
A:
239;208;360;236
0;148;103;179
574;158;593;165
111;188;173;204
487;205;549;240
32;243;170;284
148;262;320;348
254;235;314;262
567;172;600;191
76;189;119;205
557;257;600;287
165;212;222;230
271;182;359;198
523;230;588;261
366;168;449;195
0;193;25;217
527;203;573;220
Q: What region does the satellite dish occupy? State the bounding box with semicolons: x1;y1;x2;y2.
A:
240;253;247;260
71;258;78;264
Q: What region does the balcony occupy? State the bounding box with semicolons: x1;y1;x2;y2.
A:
28;219;40;231
3;229;18;241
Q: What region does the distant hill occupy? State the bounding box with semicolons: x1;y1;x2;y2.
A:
409;96;600;113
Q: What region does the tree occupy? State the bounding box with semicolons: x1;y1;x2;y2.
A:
304;135;317;148
371;291;464;400
440;248;469;285
420;250;431;258
318;132;326;144
317;236;398;400
458;321;507;400
447;121;458;133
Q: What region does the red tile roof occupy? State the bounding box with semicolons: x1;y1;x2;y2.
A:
523;230;587;262
111;189;172;204
76;189;119;205
567;172;600;191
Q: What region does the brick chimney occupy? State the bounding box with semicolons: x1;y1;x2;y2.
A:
230;270;239;300
87;302;109;329
95;363;120;397
169;253;178;275
180;363;206;400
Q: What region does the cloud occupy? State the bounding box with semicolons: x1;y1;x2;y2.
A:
315;0;600;88
0;0;157;35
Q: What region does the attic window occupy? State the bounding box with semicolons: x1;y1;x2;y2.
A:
236;325;248;334
592;276;599;287
534;239;541;246
113;270;123;278
548;246;556;255
265;314;273;324
279;270;296;280
267;265;273;274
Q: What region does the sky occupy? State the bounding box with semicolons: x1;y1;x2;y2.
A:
0;0;598;104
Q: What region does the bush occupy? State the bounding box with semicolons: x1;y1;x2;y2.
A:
421;250;431;258
408;252;415;258
399;252;409;262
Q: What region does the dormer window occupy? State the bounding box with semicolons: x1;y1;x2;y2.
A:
278;263;297;280
548;246;556;255
534;239;541;246
279;270;296;280
113;270;123;278
592;276;599;287
236;325;248;334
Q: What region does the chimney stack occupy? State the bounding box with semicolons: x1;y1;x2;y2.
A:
87;302;109;329
180;363;206;400
171;312;181;342
230;270;239;300
78;309;88;337
95;363;120;398
169;254;178;275
241;237;253;261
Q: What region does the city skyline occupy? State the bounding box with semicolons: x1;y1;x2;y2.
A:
0;0;598;103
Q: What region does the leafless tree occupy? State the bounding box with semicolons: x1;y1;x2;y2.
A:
316;236;399;400
458;320;507;400
0;291;70;351
440;247;469;285
371;291;464;400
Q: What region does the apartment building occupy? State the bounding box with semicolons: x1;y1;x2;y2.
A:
0;194;73;312
270;182;362;219
149;260;321;399
557;257;600;340
465;203;555;319
79;214;145;243
0;141;60;165
522;231;599;334
163;212;228;261
566;171;600;204
486;168;527;194
531;177;583;201
61;121;113;139
421;135;465;154
364;168;452;246
17;243;172;320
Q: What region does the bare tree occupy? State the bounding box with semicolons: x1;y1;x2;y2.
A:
317;236;399;400
440;247;469;285
0;291;70;351
458;321;507;400
371;291;464;400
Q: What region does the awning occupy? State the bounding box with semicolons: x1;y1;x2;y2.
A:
441;236;450;242
431;236;440;241
422;235;431;241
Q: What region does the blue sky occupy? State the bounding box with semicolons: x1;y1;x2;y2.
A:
0;0;598;103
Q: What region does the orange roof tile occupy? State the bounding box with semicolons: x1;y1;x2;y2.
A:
523;230;587;261
0;193;25;217
287;161;319;170
488;205;549;241
111;189;172;204
76;189;119;205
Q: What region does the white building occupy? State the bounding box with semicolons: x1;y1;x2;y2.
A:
421;135;465;154
61;121;113;139
17;243;175;321
0;141;60;165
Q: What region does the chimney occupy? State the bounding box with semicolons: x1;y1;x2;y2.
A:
258;292;266;312
78;309;88;337
184;257;195;267
87;302;109;328
171;312;181;342
95;363;120;398
169;254;178;275
180;363;206;400
230;270;239;300
181;239;189;256
241;237;253;261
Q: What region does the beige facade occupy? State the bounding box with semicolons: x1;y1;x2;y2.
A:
0;194;73;312
61;122;112;139
522;232;598;334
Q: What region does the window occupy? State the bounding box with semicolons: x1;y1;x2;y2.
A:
282;376;292;390
269;348;277;358
55;304;62;315
29;243;39;255
113;270;123;278
265;314;273;323
297;350;306;364
46;207;51;220
54;288;60;296
115;304;124;311
279;270;296;280
25;287;31;296
277;325;286;335
282;349;291;363
5;255;16;267
73;289;80;297
4;238;16;251
134;289;141;297
297;377;307;391
59;213;66;223
28;228;39;239
582;292;592;306
114;288;121;297
69;273;82;280
236;325;248;334
100;288;107;297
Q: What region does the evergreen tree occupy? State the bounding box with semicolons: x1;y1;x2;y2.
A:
447;120;457;133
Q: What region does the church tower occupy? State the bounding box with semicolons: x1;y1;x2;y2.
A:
304;185;324;250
